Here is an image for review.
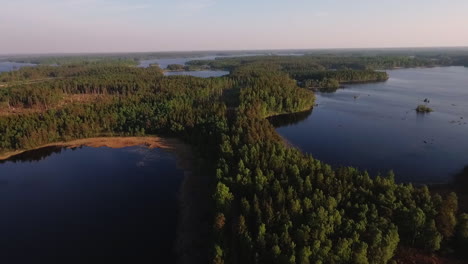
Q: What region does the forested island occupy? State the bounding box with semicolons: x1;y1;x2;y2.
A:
1;51;468;263
416;105;434;113
186;54;465;90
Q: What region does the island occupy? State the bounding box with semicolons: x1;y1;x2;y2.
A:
416;104;434;113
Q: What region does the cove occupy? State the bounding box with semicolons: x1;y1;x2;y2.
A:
0;143;185;263
0;61;36;73
271;67;468;184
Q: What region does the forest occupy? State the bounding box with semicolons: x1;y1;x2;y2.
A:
187;55;443;89
0;54;467;263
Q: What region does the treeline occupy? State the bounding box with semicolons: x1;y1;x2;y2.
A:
187;56;403;88
187;53;468;88
4;50;264;66
296;70;389;88
0;63;159;83
4;56;139;66
294;69;389;83
188;55;448;72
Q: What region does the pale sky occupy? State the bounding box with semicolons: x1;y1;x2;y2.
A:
1;0;468;54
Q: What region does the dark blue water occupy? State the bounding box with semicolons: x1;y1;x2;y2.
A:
274;67;468;184
0;145;184;263
0;62;36;72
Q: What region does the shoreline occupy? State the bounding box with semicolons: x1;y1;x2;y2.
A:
0;136;185;161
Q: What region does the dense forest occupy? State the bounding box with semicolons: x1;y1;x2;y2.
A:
0;54;467;263
187;55;443;89
212;97;467;264
188;55;441;71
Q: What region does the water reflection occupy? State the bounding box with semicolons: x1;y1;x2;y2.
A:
317;88;340;93
0;146;67;163
453;165;468;195
268;109;313;128
431;165;468;212
309;87;343;93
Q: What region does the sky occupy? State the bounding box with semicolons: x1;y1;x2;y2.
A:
1;0;468;54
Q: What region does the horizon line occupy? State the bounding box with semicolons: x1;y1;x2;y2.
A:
2;45;468;57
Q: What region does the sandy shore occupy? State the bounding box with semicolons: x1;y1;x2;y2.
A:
0;136;188;161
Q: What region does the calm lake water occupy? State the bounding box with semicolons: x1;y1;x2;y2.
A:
0;61;36;72
272;67;468;184
0;146;184;263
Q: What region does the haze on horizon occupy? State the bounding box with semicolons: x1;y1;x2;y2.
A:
1;0;468;54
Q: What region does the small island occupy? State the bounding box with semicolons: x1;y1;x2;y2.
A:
416;104;433;113
165;63;207;72
166;64;186;71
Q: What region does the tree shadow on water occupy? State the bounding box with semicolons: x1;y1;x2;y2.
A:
267;109;313;128
453;165;468;195
0;146;69;164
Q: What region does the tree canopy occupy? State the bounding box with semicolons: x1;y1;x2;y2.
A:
0;54;466;263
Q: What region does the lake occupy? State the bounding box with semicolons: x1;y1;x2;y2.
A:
138;54;262;69
272;67;468;184
0;61;36;73
138;54;261;78
138;55;222;69
0;145;184;263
